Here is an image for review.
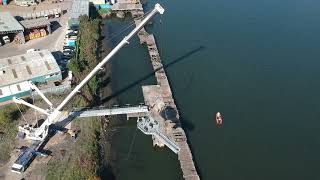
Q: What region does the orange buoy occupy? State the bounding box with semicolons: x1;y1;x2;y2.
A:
216;112;223;126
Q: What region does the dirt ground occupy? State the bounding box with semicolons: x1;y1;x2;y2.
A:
0;94;78;180
0;132;75;180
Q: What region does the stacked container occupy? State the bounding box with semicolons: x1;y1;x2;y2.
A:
40;29;47;37
33;30;41;39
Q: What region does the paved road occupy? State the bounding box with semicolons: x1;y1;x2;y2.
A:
0;0;70;15
0;0;72;59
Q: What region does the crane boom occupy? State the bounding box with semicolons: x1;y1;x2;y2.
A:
12;3;165;141
55;4;164;112
29;82;53;108
10;4;168;174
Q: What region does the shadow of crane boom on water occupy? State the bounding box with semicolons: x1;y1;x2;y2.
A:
100;46;205;104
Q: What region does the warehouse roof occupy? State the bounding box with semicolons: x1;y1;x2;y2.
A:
0;12;24;34
0;50;61;87
70;0;89;19
19;18;50;29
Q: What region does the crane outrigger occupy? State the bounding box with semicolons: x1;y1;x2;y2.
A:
11;4;167;174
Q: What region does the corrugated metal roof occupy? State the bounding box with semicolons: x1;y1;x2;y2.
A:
70;0;89;19
0;12;24;34
19;18;50;29
0;50;61;87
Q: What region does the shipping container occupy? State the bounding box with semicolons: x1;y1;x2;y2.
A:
100;4;111;9
40;29;47;37
66;40;76;47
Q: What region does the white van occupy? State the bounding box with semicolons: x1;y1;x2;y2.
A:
3;36;10;44
26;49;40;53
44;13;49;19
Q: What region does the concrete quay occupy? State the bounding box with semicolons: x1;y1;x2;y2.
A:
130;9;201;180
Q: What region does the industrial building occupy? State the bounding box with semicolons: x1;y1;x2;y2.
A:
20;18;51;34
0;50;62;105
14;0;36;6
0;12;25;44
20;18;51;41
70;0;89;19
69;0;89;29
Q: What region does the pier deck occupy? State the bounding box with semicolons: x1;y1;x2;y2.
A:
111;3;143;11
131;10;200;180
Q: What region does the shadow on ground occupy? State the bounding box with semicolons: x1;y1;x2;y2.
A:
50;21;62;33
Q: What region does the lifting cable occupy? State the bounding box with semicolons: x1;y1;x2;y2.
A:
15;101;27;124
159;14;164;63
126;125;138;160
126;10;165;161
31;91;39;127
158;0;165;60
104;9;154;42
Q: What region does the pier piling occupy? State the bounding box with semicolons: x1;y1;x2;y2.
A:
129;8;200;180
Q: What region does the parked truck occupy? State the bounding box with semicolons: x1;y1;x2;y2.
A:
3;36;10;44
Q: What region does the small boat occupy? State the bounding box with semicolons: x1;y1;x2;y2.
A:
216;112;223;126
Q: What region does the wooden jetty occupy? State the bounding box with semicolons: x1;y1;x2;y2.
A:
111;3;143;11
130;9;201;180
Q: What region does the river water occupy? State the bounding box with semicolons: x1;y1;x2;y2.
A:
104;0;320;179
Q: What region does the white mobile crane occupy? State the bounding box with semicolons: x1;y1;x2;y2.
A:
11;4;165;174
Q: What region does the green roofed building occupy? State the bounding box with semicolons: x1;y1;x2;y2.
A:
0;50;62;105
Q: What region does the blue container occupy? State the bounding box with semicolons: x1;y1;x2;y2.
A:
68;41;76;47
100;4;111;9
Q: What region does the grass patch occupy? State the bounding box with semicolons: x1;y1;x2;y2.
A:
46;118;102;180
98;9;111;17
46;15;104;179
0;104;28;164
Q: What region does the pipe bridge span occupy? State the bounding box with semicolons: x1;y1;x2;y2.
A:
69;105;180;154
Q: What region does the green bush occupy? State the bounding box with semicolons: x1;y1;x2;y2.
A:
0;104;27;163
67;15;101;107
47;15;103;179
0;105;20;125
98;9;110;16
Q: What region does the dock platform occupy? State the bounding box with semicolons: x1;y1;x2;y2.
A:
131;9;200;180
111;3;143;11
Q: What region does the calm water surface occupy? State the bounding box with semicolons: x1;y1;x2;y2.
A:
105;0;320;179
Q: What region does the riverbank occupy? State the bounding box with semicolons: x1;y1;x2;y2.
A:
46;15;107;179
97;5;194;179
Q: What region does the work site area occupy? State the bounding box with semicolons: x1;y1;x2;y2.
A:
0;0;199;179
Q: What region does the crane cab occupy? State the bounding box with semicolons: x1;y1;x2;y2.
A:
11;164;24;174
